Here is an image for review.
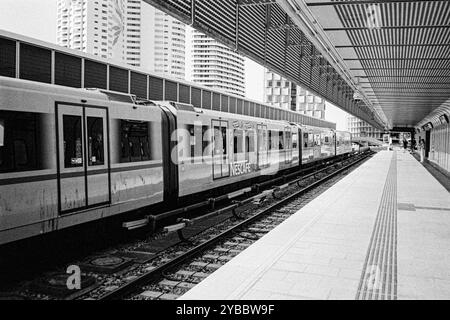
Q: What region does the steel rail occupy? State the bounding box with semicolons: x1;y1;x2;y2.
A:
97;151;373;300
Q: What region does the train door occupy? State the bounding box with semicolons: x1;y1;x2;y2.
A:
285;127;293;164
56;104;110;214
257;124;268;169
212;120;229;179
294;128;301;163
313;133;321;159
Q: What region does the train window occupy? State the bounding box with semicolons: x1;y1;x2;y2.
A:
64;115;83;168
0;111;42;173
234;129;243;154
202;126;209;155
293;132;298;149
257;127;267;152
285;131;292;149
268;131;272;150
325;136;330;144
87;117;104;166
246;130;255;153
120;120;151;163
188;125;195;158
245;134;250;153
213;125;227;156
222;126;227;155
14;140;28;165
188;125;209;159
303;133;308;148
0;119;4;147
213;127;221;155
269;130;279;150
315;134;321;146
278;131;284;150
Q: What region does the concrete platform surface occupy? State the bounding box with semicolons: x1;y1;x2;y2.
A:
179;150;450;300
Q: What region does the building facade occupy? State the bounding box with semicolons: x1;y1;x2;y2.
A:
57;0;127;62
139;4;186;78
265;70;326;119
191;30;245;96
57;0;186;79
347;115;384;140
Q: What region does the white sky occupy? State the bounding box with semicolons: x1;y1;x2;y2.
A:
0;0;57;43
0;0;349;130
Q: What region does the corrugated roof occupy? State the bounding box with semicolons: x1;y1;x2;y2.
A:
306;0;450;128
144;0;387;130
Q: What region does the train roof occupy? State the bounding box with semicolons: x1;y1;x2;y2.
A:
0;76;158;109
154;100;294;127
0;29;336;130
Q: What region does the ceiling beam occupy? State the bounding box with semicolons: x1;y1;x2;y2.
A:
344;58;450;61
324;25;450;31
306;0;446;6
361;76;450;78
362;82;450;84
336;44;450;48
350;68;450;70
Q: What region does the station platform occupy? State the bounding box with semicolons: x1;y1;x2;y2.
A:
180;150;450;300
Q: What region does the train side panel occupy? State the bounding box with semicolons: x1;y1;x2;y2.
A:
0;82;59;244
108;105;164;207
301;126;336;164
336;131;352;155
176;110;300;197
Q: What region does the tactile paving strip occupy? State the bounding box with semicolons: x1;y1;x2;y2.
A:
356;152;398;300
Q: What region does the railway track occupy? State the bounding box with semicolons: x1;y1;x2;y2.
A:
96;151;373;300
0;151;373;300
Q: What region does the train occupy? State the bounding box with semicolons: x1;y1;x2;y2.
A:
0;77;352;246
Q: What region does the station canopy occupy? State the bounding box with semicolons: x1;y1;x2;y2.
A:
304;0;450;130
145;0;450;130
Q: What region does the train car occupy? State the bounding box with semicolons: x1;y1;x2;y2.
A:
0;76;353;246
335;131;352;156
301;125;336;164
156;101;300;197
0;77;165;245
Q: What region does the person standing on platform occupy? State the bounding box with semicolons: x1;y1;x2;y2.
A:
419;138;425;162
402;138;408;153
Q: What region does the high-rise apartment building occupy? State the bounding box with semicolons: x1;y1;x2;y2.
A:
265;70;326;119
57;0;127;62
191;30;245;96
265;71;291;109
145;6;186;78
57;0;186;79
296;87;326;120
347;115;384;140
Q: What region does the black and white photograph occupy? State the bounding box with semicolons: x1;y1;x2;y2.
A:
0;0;449;308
